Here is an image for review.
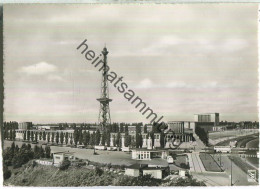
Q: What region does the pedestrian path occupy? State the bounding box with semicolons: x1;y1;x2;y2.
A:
188;152;206;173
193;133;206;150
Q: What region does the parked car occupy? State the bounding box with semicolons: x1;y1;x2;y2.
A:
167;156;174;164
78;145;86;149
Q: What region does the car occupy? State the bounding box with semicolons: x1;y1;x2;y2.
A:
78;145;85;149
167;156;174;164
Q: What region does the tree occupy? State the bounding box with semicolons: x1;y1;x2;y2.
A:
86;131;90;145
144;125;148;133
11;142;15;154
51;132;55;143
9;129;13;140
73;128;79;145
125;125;129;133
43;131;46;141
65;132;69;145
195;127;208;146
55;132;59;144
30;131;34;142
89;133;94;146
35;132;38;142
4;127;9;140
47;132;50;143
116;132;121;147
33;145;40;159
136;133;142;148
106;132;111;147
3;165;11;180
95;129;101;145
160;132;165;148
23;131;26;141
107;124;112;133
45;146;51;158
59;123;63;130
39;146;45;158
60;132;64;145
27;130;30;141
12;129;16;141
124;134;131;147
79;129;83;145
39;132;42;140
101;131;106;146
120;124;124;132
59;159;70;170
140;134;143;148
152;122;159;133
70;136;73;145
83;130;87;146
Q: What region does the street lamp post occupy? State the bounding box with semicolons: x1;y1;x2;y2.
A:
230;157;233;186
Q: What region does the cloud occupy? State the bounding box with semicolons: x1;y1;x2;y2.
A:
135;80;221;90
166;81;218;89
135;78;154;89
47;75;64;82
20;61;57;75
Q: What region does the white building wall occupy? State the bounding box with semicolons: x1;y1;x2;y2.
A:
143;170;162;179
154;133;161;148
125;169;140;177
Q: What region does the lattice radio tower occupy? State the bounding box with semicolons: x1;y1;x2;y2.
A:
97;46;112;131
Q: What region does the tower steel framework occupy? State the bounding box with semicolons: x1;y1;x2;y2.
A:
97;47;112;131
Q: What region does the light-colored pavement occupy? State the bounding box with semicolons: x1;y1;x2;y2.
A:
191;172;230;186
220;155;258;186
193;133;206;151
188;152;205;173
4;140;168;166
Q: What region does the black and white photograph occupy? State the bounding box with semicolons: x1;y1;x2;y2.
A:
1;2;259;187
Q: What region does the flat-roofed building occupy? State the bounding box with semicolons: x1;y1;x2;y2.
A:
18;122;32;130
194;113;219;126
143;167;164;179
34;125;59;130
53;152;75;167
125;164;147;177
125;164;168;179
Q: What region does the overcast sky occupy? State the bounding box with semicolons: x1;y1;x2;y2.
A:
3;4;258;124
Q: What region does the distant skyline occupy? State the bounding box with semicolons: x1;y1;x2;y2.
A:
3;4;258;123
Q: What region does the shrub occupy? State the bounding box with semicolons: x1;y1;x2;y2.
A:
3;165;11;180
59;160;71;170
94;167;103;176
180;163;189;169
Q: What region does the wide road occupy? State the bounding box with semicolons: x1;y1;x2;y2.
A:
220;155;258;186
188;152;205;173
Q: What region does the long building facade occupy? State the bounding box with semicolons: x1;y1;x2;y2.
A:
15;122;194;149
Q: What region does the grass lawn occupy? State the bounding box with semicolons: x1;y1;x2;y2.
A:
199;153;222;172
173;155;189;169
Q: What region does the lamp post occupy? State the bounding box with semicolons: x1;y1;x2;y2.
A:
230;157;233;186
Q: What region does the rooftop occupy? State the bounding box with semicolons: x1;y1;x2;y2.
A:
53;151;75;155
126;164;148;169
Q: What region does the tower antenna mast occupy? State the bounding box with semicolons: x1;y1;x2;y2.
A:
97;46;112;131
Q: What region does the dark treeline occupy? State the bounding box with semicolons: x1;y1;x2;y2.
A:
3;142;51;180
3;121;18;140
195;127;209;146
